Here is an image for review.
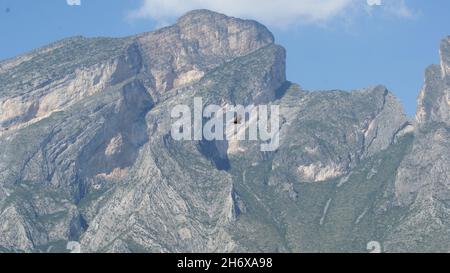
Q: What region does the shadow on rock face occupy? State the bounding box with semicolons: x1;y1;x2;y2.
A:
197;139;231;171
75;80;154;202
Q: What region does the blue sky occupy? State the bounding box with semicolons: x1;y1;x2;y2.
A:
0;0;449;115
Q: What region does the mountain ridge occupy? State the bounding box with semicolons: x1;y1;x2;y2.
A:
0;9;448;253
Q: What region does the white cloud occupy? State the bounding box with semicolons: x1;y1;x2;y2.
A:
67;0;81;6
367;0;382;6
129;0;354;27
129;0;414;27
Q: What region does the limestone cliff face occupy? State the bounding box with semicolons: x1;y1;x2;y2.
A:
0;10;274;135
0;38;130;135
0;10;449;253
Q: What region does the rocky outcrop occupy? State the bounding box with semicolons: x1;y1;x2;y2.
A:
265;85;409;185
136;9;275;95
416;37;450;126
387;37;450;252
395;37;450;207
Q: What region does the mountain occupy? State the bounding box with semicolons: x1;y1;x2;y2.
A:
0;10;448;253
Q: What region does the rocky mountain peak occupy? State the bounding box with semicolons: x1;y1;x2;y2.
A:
440;36;450;78
416;37;450;125
135;9;276;94
176;9;275;45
